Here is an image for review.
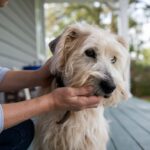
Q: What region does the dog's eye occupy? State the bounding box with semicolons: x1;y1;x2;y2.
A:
111;56;117;64
85;49;96;58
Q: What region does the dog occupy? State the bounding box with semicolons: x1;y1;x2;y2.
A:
35;22;130;150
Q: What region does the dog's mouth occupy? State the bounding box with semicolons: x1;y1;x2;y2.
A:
93;89;111;99
94;92;111;99
104;95;111;98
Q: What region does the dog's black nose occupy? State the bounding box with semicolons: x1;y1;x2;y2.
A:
100;79;116;94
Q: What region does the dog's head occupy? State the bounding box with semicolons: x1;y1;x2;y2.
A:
49;23;130;106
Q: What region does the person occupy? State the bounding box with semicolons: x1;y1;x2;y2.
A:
0;62;100;150
0;1;101;150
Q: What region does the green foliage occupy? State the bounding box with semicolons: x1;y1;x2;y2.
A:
129;43;135;52
131;61;150;97
63;3;101;27
129;17;137;28
110;14;118;33
142;49;150;65
45;2;118;38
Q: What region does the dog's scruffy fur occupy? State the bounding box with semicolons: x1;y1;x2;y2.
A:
35;23;130;150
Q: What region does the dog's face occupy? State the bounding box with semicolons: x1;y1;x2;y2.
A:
49;23;130;106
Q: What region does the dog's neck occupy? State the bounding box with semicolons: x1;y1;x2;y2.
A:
52;72;70;124
55;72;65;88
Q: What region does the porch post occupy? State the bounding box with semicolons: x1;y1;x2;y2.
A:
118;0;129;42
118;0;131;96
35;0;46;61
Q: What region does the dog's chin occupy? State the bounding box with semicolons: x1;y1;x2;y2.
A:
94;92;111;99
94;92;114;107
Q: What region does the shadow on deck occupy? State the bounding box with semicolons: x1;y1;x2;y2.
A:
105;97;150;150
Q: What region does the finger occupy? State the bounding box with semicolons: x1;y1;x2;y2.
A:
73;104;99;111
73;86;93;96
85;96;101;106
87;104;99;108
74;96;101;108
71;98;100;111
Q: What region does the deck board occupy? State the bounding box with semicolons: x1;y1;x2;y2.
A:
107;137;117;150
106;110;141;150
105;98;150;150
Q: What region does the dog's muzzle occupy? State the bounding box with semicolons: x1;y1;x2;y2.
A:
94;74;116;98
99;79;116;97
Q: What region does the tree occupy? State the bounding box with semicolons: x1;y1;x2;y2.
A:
45;2;117;37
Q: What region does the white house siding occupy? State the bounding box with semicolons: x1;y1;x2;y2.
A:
0;0;37;69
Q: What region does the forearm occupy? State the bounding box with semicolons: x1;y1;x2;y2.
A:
2;95;53;129
0;70;42;92
1;86;100;129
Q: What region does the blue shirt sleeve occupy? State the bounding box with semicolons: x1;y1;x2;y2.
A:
0;105;4;133
0;67;10;133
0;67;10;82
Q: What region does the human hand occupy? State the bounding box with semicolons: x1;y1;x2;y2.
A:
36;58;53;86
44;86;101;111
0;0;8;7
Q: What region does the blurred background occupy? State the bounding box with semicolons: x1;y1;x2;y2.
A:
0;0;150;101
44;0;150;101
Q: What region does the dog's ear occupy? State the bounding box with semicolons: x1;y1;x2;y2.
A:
116;36;128;48
48;27;81;54
63;27;83;50
49;36;61;54
65;28;80;41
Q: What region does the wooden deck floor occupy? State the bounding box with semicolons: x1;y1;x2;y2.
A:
105;97;150;150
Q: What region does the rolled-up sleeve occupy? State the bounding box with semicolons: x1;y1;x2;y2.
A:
0;67;9;133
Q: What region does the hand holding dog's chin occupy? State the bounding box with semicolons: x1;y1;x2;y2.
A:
41;87;101;112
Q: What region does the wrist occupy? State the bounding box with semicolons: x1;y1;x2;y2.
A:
37;94;55;113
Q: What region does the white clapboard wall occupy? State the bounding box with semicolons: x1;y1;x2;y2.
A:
0;0;37;68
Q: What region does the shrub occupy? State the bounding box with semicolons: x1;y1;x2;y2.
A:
131;61;150;97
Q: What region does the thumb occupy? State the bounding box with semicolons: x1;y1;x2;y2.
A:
73;86;93;96
85;96;101;106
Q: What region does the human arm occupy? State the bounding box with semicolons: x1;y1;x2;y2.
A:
0;59;51;92
2;86;100;129
0;0;8;7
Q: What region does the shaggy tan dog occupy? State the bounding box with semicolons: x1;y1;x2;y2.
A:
35;23;130;150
